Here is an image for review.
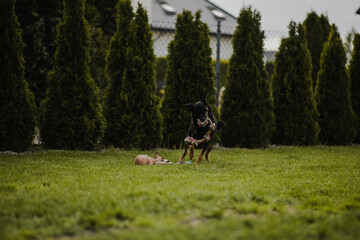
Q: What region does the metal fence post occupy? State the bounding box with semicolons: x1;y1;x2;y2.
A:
215;20;221;105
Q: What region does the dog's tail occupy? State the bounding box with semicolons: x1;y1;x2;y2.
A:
216;121;225;130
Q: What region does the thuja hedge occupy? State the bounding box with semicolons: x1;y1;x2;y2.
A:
161;10;217;148
103;1;162;149
316;25;358;145
220;7;275;148
349;34;360;143
102;0;134;148
0;0;36;152
39;0;104;150
6;2;360;150
303;11;330;90
272;21;319;145
115;3;163;149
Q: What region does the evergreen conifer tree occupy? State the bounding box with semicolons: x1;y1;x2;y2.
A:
86;0;117;95
316;25;358;145
92;0;117;37
349;33;360;142
272;21;320;145
39;0;104;150
319;14;331;44
116;3;162;149
0;0;36;152
103;0;133;147
161;10;216;148
303;11;330;90
15;0;62;108
220;7;274;148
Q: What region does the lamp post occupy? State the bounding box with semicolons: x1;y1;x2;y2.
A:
215;20;221;106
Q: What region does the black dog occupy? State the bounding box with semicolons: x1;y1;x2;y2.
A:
178;98;224;164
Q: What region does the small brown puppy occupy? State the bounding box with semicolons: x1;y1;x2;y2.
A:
134;152;172;165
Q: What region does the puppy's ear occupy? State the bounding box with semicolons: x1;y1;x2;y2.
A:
183;104;194;112
155;152;159;158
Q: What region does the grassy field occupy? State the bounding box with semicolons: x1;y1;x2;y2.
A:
0;146;360;239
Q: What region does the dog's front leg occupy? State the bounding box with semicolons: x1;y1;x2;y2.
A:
189;145;194;160
195;142;210;164
178;144;189;163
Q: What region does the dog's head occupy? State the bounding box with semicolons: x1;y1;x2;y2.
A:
155;152;168;163
184;98;212;128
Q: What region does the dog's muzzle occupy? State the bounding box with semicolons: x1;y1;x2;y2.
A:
197;118;209;127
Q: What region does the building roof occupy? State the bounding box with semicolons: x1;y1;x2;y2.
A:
135;0;238;35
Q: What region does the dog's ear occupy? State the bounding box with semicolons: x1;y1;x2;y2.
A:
201;97;212;113
201;96;209;106
155;152;159;158
183;104;194;112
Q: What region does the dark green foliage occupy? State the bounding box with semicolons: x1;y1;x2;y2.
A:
303;11;330;90
344;28;356;55
319;14;331;44
85;2;107;95
0;0;36;151
161;10;217;148
272;21;320;145
107;1;162;149
349;33;360;142
265;61;274;83
39;0;104;150
88;27;108;96
15;0;62;107
155;56;168;98
316;25;358;145
121;3;162;149
220;7;274;148
85;0;117;96
212;59;229;89
15;1;117;103
103;0;134;147
91;0;117;37
219;59;229;89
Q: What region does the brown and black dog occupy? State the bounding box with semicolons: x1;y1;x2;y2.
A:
179;98;224;164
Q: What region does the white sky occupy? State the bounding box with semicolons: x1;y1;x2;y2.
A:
211;0;359;39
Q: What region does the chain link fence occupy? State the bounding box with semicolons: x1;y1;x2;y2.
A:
151;20;287;62
152;20;287;102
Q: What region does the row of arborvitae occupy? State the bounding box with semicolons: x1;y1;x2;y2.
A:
14;0;118;108
0;0;214;151
220;7;359;148
271;21;320;146
39;0;105;150
41;0;163;150
220;7;275;148
103;0;162;149
316;25;358;145
161;10;217;148
0;0;36;152
1;0;360;151
273;21;358;146
350;34;360;143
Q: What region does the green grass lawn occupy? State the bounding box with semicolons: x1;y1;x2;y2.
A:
1;146;360;239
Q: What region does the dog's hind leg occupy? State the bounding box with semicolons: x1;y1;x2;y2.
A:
195;154;203;164
178;144;189;163
205;144;213;163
